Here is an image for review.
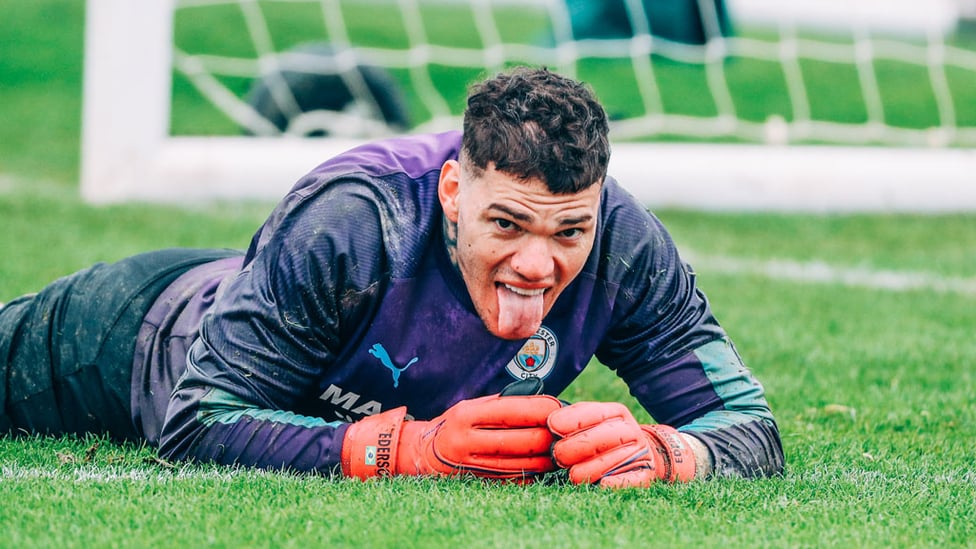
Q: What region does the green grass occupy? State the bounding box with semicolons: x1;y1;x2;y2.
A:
2;196;975;547
3;1;976;547
0;1;85;185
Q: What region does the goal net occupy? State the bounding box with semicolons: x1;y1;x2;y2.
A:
81;0;976;211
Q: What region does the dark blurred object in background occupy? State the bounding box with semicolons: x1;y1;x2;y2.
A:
566;0;732;44
245;42;410;137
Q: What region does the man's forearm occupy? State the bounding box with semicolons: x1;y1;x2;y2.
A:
158;386;348;473
684;419;785;478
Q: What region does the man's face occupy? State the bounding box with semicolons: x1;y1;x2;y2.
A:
438;160;601;340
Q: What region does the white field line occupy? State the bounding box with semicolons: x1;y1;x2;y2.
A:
686;252;976;297
0;465;264;483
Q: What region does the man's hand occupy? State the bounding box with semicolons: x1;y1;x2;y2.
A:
547;402;696;488
341;386;562;481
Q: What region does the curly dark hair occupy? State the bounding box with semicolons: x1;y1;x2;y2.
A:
461;66;610;194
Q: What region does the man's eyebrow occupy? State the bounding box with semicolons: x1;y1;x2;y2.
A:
558;214;594;226
487;203;532;222
487;203;594;226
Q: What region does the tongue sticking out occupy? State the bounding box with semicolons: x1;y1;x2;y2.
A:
496;285;545;339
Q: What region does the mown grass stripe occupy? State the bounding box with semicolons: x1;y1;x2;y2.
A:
688;252;976;296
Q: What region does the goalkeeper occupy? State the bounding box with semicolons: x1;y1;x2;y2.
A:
0;67;783;487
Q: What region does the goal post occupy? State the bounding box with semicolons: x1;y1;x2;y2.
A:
81;0;976;211
81;0;174;203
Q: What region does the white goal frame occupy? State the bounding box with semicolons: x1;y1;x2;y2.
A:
81;0;976;212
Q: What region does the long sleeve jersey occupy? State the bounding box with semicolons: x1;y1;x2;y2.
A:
133;131;783;478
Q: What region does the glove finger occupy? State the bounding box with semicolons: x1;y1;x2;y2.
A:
451;395;563;428
441;425;556;460
598;467;656;489
564;442;652;485
444;455;558;477
433;427;557;475
547;401;634;437
551;417;643;467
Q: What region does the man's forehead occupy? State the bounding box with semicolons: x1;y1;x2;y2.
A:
485;202;596;225
466;162;599;195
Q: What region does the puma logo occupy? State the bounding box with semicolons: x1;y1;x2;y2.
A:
368;343;418;388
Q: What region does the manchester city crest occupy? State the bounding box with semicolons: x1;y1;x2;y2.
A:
505;325;558;380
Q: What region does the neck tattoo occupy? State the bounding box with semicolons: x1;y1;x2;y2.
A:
442;215;460;272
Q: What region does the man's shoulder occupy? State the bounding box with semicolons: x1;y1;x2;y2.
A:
307;130;462;182
590;176;677;281
246;132;456;257
599;176;667;236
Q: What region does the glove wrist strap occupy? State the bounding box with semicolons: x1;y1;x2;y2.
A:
341;407;409;479
641;424;697;483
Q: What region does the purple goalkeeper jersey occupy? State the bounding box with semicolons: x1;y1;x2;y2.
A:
134;131;783;477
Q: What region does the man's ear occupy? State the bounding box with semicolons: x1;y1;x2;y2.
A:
438;159;461;223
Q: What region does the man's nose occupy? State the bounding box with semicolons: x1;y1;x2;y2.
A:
510;237;555;280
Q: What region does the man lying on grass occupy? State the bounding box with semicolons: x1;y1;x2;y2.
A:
0;66;783;487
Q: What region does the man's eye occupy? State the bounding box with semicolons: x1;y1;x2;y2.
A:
558;228;582;239
494;219;517;231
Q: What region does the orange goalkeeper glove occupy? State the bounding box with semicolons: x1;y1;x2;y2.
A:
341;379;562;481
547;401;696;488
